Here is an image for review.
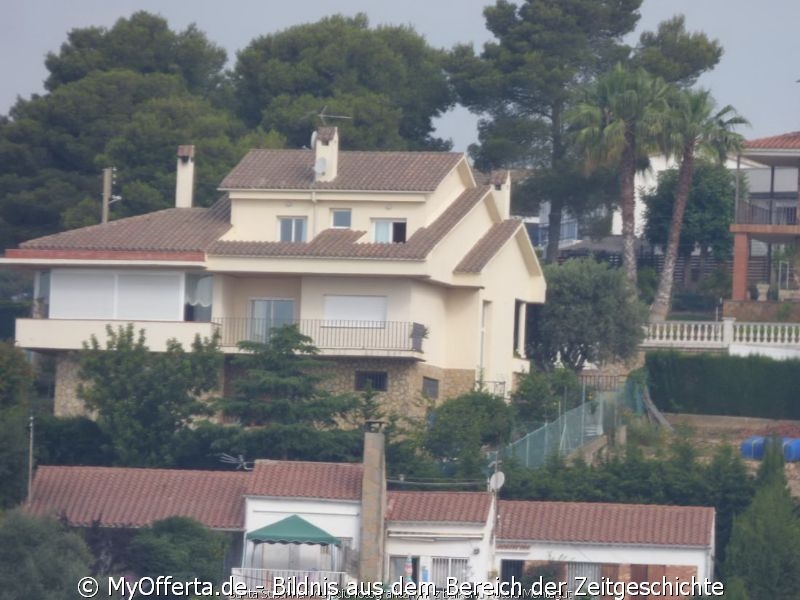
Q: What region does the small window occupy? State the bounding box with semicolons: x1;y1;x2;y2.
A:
355;371;388;392
374;219;407;243
332;209;352;228
279;217;307;242
422;377;439;399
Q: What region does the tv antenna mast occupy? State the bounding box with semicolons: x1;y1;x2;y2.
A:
313;105;353;126
219;452;253;471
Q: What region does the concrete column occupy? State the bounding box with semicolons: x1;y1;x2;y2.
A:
732;233;749;301
359;421;386;582
516;302;527;358
722;317;736;348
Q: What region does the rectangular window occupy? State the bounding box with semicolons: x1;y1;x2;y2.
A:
431;557;470;588
279;217;307;242
355;371;388;392
250;298;295;342
323;295;386;325
422;377;439;399
566;562;601;596
331;209;352;228
373;219;407;243
49;270;182;321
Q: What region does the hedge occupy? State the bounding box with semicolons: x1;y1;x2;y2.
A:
646;351;800;419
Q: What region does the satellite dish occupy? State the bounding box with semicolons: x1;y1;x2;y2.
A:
488;471;505;492
313;157;327;176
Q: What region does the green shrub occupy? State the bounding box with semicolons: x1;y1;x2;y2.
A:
646;351;800;418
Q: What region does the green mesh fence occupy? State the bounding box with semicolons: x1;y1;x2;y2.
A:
504;378;644;469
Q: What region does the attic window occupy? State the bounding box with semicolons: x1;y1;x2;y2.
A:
374;219;406;244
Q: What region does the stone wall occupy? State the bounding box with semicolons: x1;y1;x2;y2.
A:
53;352;89;417
724;299;800;322
316;359;476;418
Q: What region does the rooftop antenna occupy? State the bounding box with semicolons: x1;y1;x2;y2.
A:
219;452;252;471
101;167;123;223
315;104;353;126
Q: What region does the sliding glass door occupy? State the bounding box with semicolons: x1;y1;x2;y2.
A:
250;299;295;342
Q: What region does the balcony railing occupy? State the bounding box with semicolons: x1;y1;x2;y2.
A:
231;568;347;595
213;318;427;355
736;198;798;225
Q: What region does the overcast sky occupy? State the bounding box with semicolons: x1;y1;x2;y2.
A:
3;0;799;152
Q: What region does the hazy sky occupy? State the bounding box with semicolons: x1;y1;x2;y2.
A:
3;0;799;152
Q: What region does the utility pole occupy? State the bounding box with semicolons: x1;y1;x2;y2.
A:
27;414;34;502
101;167;113;223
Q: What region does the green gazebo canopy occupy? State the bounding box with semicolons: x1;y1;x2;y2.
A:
246;515;341;546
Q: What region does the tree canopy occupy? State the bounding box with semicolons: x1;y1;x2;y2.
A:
643;161;737;261
78;325;222;466
448;0;642;261
233;14;454;150
0;511;92;600
528;258;646;369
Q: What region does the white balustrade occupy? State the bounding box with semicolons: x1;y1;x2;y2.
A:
643;318;800;351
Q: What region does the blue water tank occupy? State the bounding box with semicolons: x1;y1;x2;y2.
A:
740;436;765;460
784;439;800;462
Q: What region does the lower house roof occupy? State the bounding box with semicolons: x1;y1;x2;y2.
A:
26;463;715;549
386;491;491;524
498;500;714;548
27;465;248;530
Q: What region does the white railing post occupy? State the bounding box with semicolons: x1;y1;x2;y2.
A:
722;317;735;349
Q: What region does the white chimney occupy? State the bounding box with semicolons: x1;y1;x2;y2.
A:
313;127;338;183
175;145;195;208
490;170;511;219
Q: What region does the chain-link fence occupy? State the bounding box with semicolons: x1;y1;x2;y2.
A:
504;378;644;469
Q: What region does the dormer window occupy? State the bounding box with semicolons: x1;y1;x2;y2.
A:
373;219;407;244
279;217;307;242
331;209;352;229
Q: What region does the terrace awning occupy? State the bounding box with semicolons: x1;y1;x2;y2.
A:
245;515;341;546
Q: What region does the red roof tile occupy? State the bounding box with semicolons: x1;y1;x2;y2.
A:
26;466;247;530
455;220;522;273
498;500;714;547
20;197;231;253
220;149;464;191
745;131;800;150
246;460;362;500
209;187;489;260
387;491;491;524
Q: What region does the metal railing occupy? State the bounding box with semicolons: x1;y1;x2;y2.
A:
231;568;346;594
736;198;798;225
213;318;426;354
504;379;642;469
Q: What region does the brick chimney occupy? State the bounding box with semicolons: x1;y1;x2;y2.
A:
359;420;386;582
175;145;195;208
313;127;339;182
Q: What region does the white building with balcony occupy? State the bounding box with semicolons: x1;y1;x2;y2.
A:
3;129;545;415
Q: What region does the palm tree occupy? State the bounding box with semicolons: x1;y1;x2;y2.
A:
648;89;747;321
570;64;670;285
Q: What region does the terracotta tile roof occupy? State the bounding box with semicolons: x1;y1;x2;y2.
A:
246;460;362;500
745;131;800;150
455;220;522;273
26;465;247;530
386;491;491;524
219;149;464;191
209;187;489;260
498;500;714;547
19;197;231;253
